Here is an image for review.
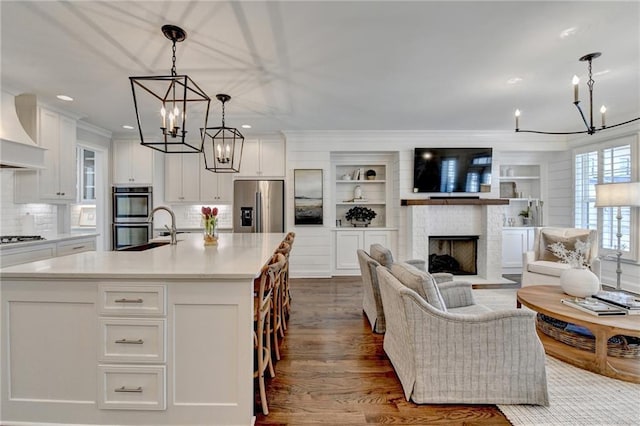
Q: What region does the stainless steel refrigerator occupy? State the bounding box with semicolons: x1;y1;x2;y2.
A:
233;180;285;233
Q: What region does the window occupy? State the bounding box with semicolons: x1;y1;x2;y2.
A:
575;142;634;258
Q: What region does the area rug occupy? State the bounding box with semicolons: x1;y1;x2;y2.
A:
498;355;640;426
472;288;640;425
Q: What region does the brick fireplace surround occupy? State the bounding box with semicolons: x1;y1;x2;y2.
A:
402;199;508;282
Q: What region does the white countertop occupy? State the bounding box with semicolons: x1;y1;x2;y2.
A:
0;233;99;251
0;233;285;280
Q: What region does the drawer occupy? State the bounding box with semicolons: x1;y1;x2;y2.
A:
57;238;96;256
99;318;166;363
98;365;166;410
99;284;166;316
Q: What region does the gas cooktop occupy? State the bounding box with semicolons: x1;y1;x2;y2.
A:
0;235;46;244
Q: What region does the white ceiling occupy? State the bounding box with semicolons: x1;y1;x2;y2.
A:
1;1;639;138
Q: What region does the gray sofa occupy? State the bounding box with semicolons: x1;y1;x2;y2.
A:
376;262;549;406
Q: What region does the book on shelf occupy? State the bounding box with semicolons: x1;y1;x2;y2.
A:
561;298;627;316
593;291;640;314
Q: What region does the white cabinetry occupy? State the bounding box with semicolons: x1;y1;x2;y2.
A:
502;227;535;273
200;165;233;203
237;139;285;177
335;229;395;274
164;153;201;202
14;108;77;203
97;283;167;410
113;139;154;185
0;235;97;268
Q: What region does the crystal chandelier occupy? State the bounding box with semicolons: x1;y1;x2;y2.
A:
515;52;640;135
130;25;210;153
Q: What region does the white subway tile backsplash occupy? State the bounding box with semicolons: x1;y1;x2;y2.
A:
1;171;57;235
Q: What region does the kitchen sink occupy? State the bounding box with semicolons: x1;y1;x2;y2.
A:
120;241;171;251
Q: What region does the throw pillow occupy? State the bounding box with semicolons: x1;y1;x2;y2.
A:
369;244;394;268
540;231;589;262
389;263;447;311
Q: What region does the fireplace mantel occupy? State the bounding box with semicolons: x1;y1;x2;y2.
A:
401;198;509;206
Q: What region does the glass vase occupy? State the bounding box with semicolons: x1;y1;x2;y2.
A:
203;225;217;246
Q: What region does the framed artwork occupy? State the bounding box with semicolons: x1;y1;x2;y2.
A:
294;169;323;225
79;206;97;227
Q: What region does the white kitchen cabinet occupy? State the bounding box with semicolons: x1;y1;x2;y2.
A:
334;229;395;275
502;227;535;273
164;153;201;202
1;281;97;409
237;139;285;177
0;235;97;268
112;139;154;185
0;242;57;268
200;164;234;203
14;108;77;203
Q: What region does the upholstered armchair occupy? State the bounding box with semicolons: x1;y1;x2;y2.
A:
376;262;549;406
522;227;601;286
357;249;385;333
358;244;454;333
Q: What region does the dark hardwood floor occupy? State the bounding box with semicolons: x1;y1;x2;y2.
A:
255;276;511;425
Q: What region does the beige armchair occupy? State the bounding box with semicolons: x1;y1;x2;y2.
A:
376;262;549;406
522;227;601;286
358;244;454;333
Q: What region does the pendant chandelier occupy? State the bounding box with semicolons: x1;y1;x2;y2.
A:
130;25;210;153
201;94;245;173
514;52;640;135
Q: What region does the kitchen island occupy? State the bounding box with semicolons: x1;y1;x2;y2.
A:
0;232;285;426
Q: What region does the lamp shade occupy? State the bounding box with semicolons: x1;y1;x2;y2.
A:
594;182;640;207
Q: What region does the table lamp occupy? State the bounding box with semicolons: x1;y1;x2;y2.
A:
594;182;640;290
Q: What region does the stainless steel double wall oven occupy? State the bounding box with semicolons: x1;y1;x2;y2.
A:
112;186;153;250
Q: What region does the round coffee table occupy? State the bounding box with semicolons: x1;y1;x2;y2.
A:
517;285;640;383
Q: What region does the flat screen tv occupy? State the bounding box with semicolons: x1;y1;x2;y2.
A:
413;147;492;193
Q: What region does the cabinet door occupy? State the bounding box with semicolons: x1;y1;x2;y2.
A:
112;140;132;184
57;114;77;200
502;229;527;268
363;230;390;251
38;108;60;199
201;167;233;203
166;154;200;202
237;139;260;177
259;140;285;177
129;141;154;184
335;231;364;270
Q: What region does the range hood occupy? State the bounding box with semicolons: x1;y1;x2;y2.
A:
0;90;46;169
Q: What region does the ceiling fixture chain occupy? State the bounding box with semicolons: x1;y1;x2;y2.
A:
515;52;640;136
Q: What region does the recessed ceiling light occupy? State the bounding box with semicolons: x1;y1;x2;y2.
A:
242;124;252;129
122;125;134;130
56;95;73;102
560;27;578;39
507;77;523;85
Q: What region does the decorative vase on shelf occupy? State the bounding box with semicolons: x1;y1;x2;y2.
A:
560;267;600;298
350;219;371;227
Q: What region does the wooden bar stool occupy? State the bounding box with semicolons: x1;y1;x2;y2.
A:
253;253;285;415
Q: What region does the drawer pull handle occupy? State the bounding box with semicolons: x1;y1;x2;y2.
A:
115;338;144;344
114;298;143;304
72;246;84;250
115;386;143;393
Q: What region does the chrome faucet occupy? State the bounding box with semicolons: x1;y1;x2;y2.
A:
148;206;178;245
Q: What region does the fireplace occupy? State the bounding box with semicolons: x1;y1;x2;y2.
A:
428;235;479;275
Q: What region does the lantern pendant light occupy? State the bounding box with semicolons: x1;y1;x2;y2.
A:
129;25;210;153
201;94;245;173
